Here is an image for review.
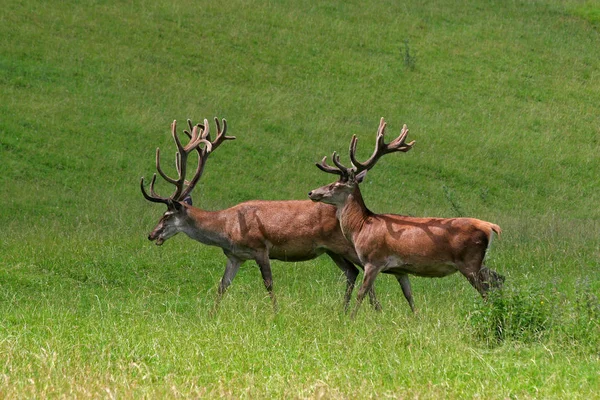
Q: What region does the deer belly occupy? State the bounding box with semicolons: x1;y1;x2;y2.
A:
267;237;328;261
384;256;458;278
406;264;458;278
268;245;324;262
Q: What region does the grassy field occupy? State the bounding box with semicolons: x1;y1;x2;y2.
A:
1;0;599;398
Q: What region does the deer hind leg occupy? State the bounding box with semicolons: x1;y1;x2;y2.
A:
351;263;383;319
368;286;382;312
395;273;415;313
255;252;278;312
326;252;359;311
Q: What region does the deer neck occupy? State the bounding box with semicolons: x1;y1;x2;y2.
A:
338;186;371;243
182;206;231;248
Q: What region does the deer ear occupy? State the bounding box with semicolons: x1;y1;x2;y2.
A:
183;195;193;206
355;170;368;183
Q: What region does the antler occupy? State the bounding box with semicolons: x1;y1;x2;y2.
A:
349;117;415;173
315;151;353;181
179;117;235;199
141;118;235;205
315;118;415;181
197;117;235;152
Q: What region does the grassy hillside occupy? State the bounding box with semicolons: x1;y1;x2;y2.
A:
1;0;599;398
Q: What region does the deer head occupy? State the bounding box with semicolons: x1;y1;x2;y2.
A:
141;118;235;245
308;118;415;206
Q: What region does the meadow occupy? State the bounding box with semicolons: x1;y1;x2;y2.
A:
1;0;599;398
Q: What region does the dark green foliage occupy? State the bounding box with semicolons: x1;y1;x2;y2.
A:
402;39;416;71
468;286;551;344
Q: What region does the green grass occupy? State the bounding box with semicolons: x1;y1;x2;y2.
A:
1;0;599;398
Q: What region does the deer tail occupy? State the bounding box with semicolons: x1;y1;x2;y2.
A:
490;223;502;237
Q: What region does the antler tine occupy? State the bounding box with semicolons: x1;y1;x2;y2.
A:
332;151;351;173
349;118;386;172
186;119;194;136
315;152;350;180
182;120;212;155
316;155;342;175
387;124;416;152
348;135;362;170
149;173;165;199
155;147;178;185
349;118;415;173
210;117;236;151
184;119;206;141
183;119;199;146
170;120;185;155
140;174;170;204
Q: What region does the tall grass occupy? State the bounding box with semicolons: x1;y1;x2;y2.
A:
1;0;599;397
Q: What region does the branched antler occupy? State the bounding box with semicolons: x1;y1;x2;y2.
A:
316;152;351;181
350;118;414;173
141;118;235;205
315;118;415;181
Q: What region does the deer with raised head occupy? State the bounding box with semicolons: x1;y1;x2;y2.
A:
308;118;504;317
141;118;383;311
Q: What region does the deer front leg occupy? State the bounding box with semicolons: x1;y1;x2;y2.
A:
350;263;382;319
395;273;415;313
213;254;244;314
327;252;382;312
255;252;278;312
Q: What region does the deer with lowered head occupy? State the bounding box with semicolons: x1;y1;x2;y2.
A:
308;118;504;317
141;118;385;310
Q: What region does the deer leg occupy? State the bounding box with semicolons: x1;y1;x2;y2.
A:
326;252;360;311
213;255;244;313
368;286;382;312
351;263;382;319
255;252;278;312
395;273;415;313
326;252;382;312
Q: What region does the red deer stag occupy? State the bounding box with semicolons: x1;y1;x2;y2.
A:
141;118;382;310
308;118;504;317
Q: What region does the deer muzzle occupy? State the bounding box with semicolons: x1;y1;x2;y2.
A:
308;190;324;202
148;231;164;246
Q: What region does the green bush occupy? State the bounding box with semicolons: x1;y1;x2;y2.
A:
468;286;551;344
